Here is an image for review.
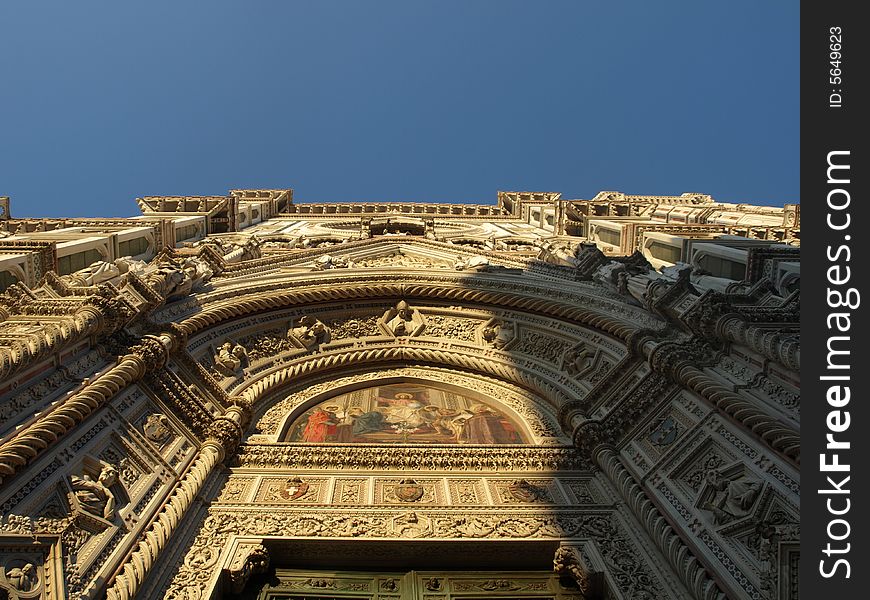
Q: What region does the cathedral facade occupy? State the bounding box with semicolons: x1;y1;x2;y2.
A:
0;190;799;599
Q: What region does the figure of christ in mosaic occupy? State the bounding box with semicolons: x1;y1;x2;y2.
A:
286;383;525;444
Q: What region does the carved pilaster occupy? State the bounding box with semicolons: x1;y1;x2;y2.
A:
594;447;726;600
105;401;251;600
648;340;800;465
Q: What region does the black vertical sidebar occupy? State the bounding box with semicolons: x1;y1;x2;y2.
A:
801;0;868;597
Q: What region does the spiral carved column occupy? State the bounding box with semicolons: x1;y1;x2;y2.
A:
0;304;105;383
104;403;248;600
0;333;176;484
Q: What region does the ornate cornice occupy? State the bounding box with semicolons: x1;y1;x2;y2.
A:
230;344;576;423
233;444;583;472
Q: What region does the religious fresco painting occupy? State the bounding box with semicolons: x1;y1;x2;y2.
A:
286;383;526;444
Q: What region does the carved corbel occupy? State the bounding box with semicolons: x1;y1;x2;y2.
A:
224;542;270;594
553;544;604;599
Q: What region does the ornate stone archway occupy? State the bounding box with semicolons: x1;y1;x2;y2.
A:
0;198;799;600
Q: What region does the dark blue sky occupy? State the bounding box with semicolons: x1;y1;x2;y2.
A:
0;2;798;218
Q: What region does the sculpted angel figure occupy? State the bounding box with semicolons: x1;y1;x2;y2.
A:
482;320;514;349
290;315;330;348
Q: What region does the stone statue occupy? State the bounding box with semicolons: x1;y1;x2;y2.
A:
65;259;121;287
482;320;514;349
312;254;353;271
71;465;118;520
563;345;595;377
703;469;761;524
383;300;423;336
289;315;330;348
592;261;625;291
114;256;148;278
215;342;247;373
454;255;491;272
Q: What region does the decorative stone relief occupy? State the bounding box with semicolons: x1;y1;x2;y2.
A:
214;341;248;375
562;480;599;505
216;478;252;504
287;315;331;349
141;413;174;446
1;558;41;598
67;463;119;524
511;329;573;364
444;479;485;506
684;459;723;496
164;510;668;600
255;477;326;504
312;254;354;270
479;318;517;350
490;479;560;505
379;300;426;337
233;327;295;362
699;466;762;525
355;252;448;269
332;479;369;505
561;343;600;379
375;479;440;505
235;445;581;473
325;316;382;340
423;314;480;342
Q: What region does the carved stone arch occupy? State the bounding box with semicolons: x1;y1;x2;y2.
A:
226;343;582;431
247;366;569;445
158;273;662;341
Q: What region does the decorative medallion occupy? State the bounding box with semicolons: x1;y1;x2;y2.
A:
143;413;173;444
507;479;548;503
648;415;679;447
279;476;310;501
393;479;424;503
